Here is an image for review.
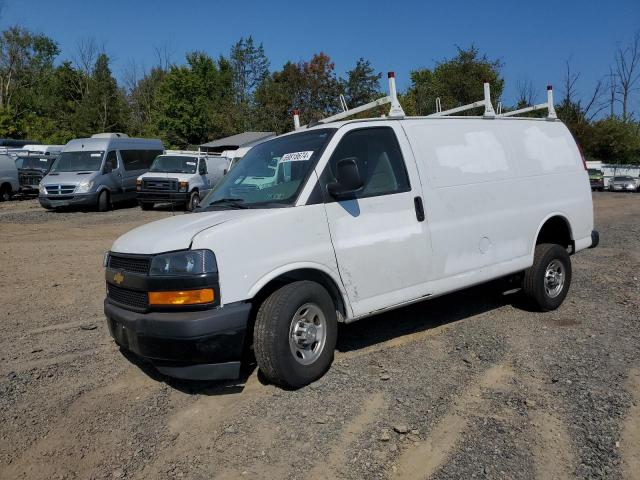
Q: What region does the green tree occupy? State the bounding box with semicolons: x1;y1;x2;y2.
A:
584;117;640;164
154;51;234;148
343;58;381;108
229;36;269;130
0;26;59;137
405;46;504;116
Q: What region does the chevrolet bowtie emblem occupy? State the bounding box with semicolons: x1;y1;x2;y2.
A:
113;272;125;285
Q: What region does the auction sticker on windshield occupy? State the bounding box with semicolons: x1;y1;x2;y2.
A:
281;151;314;162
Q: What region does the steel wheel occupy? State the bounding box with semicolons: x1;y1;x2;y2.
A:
544;259;565;298
288;303;327;365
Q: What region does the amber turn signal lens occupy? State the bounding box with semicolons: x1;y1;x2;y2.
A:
148;289;214;305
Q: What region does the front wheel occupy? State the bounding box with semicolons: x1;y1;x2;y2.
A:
97;190;110;212
523;243;572;311
253;281;337;389
0;185;12;202
187;191;200;211
140;202;154;211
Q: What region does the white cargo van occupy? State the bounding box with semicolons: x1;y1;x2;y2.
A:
104;75;598;388
136;151;230;211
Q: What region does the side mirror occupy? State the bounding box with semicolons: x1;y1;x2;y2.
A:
327;157;364;199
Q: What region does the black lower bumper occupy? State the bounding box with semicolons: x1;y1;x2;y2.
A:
39;193;98;208
137;191;188;203
104;300;251;380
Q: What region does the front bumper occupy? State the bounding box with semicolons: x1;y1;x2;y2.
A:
137;191;189;203
104;300;251;380
39;192;98;208
610;185;637;191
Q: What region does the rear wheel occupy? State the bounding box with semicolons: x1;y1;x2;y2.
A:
253;281;337;388
97;190;110;212
523;243;572;311
140;202;154;211
187;191;200;211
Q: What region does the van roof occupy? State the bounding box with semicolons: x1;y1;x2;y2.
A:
63;136;163;152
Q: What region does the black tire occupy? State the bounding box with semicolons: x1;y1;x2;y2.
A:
0;185;12;202
523;243;572;311
253;281;337;389
97;190;110;212
187;191;200;211
140;202;154;211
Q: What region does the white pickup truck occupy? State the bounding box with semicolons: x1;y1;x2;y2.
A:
104;75;597;388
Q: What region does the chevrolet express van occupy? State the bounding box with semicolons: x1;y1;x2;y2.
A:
104;114;598;388
136;151;230;211
39;133;163;211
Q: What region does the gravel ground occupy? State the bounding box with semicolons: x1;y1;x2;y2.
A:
0;193;639;480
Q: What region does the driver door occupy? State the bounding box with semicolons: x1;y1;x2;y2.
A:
102;150;124;200
318;124;433;318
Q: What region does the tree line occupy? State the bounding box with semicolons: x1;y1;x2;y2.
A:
0;26;639;164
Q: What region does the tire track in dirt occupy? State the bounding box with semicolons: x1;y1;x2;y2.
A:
621;367;640;480
308;392;385;479
391;363;514;480
2;369;162;480
137;370;274;478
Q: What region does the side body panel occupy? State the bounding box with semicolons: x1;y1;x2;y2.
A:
190;198;346;311
0;155;19;191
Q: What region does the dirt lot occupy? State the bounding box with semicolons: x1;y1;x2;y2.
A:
0;193;639;480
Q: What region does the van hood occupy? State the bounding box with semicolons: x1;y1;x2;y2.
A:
43;171;97;185
139;171;193;181
110;210;260;254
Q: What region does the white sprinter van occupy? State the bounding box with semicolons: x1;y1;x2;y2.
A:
39;133;163;211
104;100;598;388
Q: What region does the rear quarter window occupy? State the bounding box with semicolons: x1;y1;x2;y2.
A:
120;149;163;171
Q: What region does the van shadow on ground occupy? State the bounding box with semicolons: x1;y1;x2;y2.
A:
121;278;526;396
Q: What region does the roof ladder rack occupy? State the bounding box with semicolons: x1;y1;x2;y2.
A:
498;85;557;119
293;72;405;128
428;82;496;118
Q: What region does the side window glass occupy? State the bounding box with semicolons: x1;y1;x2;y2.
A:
322;127;410;199
104;151;118;172
199;158;208;175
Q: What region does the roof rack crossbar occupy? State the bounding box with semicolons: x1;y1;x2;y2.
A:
294;71;405;128
428;82;496;118
497;85;557;119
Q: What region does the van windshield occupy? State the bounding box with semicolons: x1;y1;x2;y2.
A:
199;129;335;209
149;155;198;174
15;156;55;172
50;151;104;173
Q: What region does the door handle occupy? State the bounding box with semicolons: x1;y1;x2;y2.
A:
414;196;425;222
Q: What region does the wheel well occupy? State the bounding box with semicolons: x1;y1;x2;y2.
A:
536;216;573;251
1;182;12;192
251;269;346;319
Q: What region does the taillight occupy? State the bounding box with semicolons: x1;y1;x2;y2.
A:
577;144;587;171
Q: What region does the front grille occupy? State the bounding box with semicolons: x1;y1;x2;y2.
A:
46;184;76;195
107;284;148;310
19;171;43;186
143;178;178;191
108;254;151;274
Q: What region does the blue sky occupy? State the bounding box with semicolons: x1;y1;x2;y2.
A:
2;0;639;111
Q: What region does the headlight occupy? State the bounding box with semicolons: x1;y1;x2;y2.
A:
75;180;94;194
103;252;110;267
136;179;142;191
179;181;189;192
38;183;46;194
149;249;217;276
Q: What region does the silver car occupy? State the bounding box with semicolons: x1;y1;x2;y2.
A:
608;175;639;192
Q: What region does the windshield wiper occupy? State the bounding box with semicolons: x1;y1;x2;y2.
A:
199;198;249;210
76;171;93;174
